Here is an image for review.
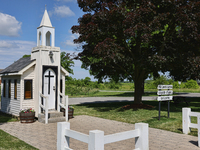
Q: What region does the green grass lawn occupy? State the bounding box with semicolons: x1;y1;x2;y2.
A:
0;129;38;150
68;88;200;98
0;112;38;150
0;88;199;149
68;90;158;98
0;111;19;123
73;97;200;136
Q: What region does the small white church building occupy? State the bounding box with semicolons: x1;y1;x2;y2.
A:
0;8;69;118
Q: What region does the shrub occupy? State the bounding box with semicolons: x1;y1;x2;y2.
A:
104;80;121;89
185;79;199;89
144;80;156;89
153;75;168;88
173;81;179;89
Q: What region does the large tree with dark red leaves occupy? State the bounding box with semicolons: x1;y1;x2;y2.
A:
72;0;200;104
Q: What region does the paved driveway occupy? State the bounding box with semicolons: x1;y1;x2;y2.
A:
0;115;199;150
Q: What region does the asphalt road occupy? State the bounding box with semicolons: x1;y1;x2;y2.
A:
69;93;200;105
0;93;199;109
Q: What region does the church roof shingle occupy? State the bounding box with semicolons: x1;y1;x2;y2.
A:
0;57;35;74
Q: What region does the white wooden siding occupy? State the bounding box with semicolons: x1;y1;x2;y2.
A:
0;76;21;116
21;66;35;110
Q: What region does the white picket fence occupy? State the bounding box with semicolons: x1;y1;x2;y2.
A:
182;108;200;147
57;122;149;150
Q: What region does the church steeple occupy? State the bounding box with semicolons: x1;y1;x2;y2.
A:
37;7;55;47
39;8;52;27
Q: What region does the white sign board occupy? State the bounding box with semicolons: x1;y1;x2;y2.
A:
157;85;173;89
157;96;173;101
157;90;173;95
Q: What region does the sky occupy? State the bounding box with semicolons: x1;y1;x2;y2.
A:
0;0;97;81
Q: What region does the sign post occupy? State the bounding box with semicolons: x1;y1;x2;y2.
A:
157;85;173;120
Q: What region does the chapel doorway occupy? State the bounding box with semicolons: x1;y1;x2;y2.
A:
43;69;56;109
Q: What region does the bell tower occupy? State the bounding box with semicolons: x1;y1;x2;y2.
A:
31;7;61;116
37;7;55;47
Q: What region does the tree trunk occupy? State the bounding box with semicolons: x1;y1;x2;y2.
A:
134;67;145;104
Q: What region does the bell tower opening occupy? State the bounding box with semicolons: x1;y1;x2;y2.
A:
38;32;42;46
46;31;51;46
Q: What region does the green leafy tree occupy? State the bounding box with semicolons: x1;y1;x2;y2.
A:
83;77;91;85
72;0;200;103
22;55;31;58
60;52;74;74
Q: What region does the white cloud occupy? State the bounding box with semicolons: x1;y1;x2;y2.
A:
0;40;19;48
65;40;76;46
64;30;80;47
0;40;36;69
0;13;22;37
53;6;75;17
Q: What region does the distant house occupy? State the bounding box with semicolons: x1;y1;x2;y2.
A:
0;9;69;117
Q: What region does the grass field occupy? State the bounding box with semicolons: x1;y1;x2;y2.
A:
0;83;200;148
0;111;19;123
0;129;38;150
67;89;200;98
0;112;38;150
73;97;200;136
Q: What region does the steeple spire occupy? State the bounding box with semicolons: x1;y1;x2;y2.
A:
37;6;55;47
40;6;52;27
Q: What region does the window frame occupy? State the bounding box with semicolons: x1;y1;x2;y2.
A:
24;80;32;99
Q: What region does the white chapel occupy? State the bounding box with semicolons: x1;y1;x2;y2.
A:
0;8;69;119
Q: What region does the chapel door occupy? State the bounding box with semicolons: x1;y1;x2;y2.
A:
43;69;56;109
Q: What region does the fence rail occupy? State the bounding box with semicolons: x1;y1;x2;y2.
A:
104;129;139;144
182;107;200;147
57;122;149;150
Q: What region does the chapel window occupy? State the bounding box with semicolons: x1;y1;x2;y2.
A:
3;80;6;97
8;80;11;98
14;80;17;99
24;80;32;99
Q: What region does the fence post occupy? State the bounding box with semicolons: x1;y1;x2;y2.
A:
198;115;200;147
45;96;49;124
39;93;41;114
57;122;70;150
58;93;61;112
65;95;68;121
88;130;104;150
135;123;149;150
182;108;191;134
